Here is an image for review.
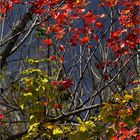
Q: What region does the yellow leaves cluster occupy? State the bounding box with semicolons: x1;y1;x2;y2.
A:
28;123;39;132
53;128;63;135
113;90;133;103
77;117;95;132
123;94;133;103
98;88;139;123
22;123;40;140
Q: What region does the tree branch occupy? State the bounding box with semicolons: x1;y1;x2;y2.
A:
0;6;34;70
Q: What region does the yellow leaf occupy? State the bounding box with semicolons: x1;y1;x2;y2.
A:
44;123;57;130
28;123;39;132
123;90;128;94
133;80;139;83
53;128;63;135
79;125;87;132
23;92;32;96
124;94;133;100
122;94;133;103
77;117;82;123
76;0;81;4
85;121;95;127
20;104;24;110
42;86;45;91
98;114;103;120
30;115;34;120
42;78;48;83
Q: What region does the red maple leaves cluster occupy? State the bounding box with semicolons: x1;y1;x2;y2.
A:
107;0;139;56
112;122;140;140
0;0;21;14
51;79;73;90
0;0;139;138
103;0;119;7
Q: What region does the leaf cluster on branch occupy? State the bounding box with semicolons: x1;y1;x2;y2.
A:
0;0;139;139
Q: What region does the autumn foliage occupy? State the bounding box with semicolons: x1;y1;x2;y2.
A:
0;0;140;139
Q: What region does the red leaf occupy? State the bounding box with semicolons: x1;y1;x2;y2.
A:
121;128;129;136
111;136;119;140
104;0;119;7
80;36;90;44
53;103;62;109
50;55;56;61
51;79;73;89
136;135;140;140
42;102;49;106
59;45;65;51
87;45;94;49
111;29;127;38
96;22;104;29
1;6;7;14
6;1;14;11
103;74;109;80
118;122;128;128
59;56;64;63
0;114;4;119
60;79;73;89
51;81;60;87
42;39;53;46
97;14;106;18
125;33;138;48
93;35;99;42
12;0;21;4
32;9;46;14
